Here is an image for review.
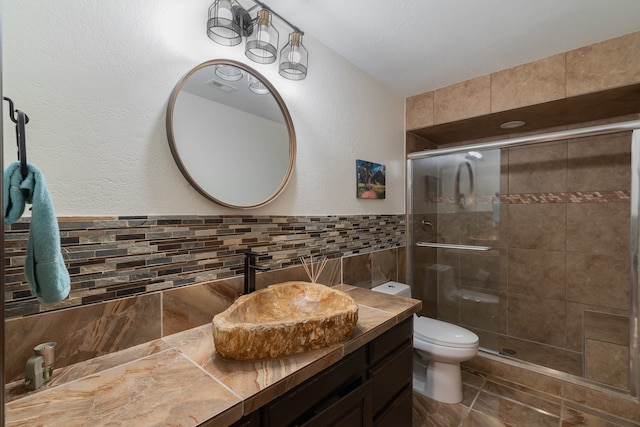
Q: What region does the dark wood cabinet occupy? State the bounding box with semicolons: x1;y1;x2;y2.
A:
227;318;413;427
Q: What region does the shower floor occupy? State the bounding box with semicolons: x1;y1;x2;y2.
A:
473;330;583;377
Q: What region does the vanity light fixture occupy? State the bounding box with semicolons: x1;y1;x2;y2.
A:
279;31;308;80
207;0;246;46
245;9;279;64
207;0;308;81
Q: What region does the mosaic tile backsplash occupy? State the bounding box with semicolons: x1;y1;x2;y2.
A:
5;214;405;317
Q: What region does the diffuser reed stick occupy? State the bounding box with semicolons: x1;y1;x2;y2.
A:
300;255;328;283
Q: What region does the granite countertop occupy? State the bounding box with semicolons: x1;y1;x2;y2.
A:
5;285;421;426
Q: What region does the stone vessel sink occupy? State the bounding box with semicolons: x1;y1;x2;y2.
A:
212;281;359;360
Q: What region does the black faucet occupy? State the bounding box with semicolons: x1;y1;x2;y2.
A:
244;251;270;294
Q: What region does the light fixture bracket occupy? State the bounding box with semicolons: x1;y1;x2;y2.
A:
232;4;254;37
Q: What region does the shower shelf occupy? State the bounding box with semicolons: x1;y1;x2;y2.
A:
416;242;491;251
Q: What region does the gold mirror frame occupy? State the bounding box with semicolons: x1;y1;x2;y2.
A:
166;59;296;209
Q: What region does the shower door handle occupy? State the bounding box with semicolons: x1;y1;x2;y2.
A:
416;242;491;251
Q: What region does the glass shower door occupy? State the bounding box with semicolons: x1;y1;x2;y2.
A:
409;149;503;354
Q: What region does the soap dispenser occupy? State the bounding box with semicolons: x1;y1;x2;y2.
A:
24;355;45;390
24;342;57;390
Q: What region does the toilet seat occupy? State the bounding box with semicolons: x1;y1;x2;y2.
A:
413;315;479;348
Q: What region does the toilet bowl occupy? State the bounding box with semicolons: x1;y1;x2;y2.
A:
371;281;479;404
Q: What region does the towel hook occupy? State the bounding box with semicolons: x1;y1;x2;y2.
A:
3;97;29;179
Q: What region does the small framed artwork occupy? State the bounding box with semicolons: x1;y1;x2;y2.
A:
356;159;386;199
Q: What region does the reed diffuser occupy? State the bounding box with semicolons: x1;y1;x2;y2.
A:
300;255;328;283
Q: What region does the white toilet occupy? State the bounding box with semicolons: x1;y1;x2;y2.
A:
372;281;479;404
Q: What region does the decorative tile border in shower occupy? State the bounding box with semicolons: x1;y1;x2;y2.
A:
431;190;630;206
502;190;630;204
4;214;405;317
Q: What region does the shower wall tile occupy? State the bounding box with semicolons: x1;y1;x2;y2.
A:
421;128;632;389
495;335;582;376
433;75;491;124
565;303;586;353
566;202;629;255
439;211;468;243
459;289;501;333
434;254;459;322
507;141;567;194
584;310;630;388
491;53;566;113
508;204;566;251
585;340;629;390
406;91;434;130
415;254;440;318
500;149;509;193
508;294;566;348
458;250;503;292
437;289;459;326
566;31;640;97
566;253;628;310
584;311;629;346
567;132;632;192
508;249;565;300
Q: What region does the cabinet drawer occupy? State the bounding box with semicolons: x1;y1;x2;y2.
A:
301;380;373;427
368;317;412;366
370;343;413;415
228;409;261;427
373;386;412;427
265;347;367;426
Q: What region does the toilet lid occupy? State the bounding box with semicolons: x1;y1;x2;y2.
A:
413;315;479;348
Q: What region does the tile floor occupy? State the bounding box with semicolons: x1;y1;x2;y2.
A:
412;367;639;427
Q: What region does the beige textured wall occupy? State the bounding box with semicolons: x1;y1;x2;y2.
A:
406;31;640;130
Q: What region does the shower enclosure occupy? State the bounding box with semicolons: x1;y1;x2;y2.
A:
408;120;640;395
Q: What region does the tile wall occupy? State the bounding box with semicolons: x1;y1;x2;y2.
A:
406;31;640;130
414;361;640;425
428;131;631;390
3;214;405;383
5;214;404;316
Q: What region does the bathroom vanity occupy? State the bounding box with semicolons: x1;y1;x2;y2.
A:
4;285;421;426
228;314;413;427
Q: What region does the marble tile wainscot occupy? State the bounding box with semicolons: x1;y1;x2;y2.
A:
4;214;406;387
5;286;422;426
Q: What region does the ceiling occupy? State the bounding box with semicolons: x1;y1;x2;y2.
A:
264;0;640;97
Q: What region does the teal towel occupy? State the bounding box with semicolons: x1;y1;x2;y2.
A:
4;162;70;303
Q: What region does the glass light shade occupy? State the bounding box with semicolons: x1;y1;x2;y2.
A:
245;9;279;64
207;0;243;46
215;64;244;81
279;32;308;80
248;74;270;95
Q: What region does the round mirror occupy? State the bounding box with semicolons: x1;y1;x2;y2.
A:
166;59;296;209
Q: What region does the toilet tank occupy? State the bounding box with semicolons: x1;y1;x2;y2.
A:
371;281;411;298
